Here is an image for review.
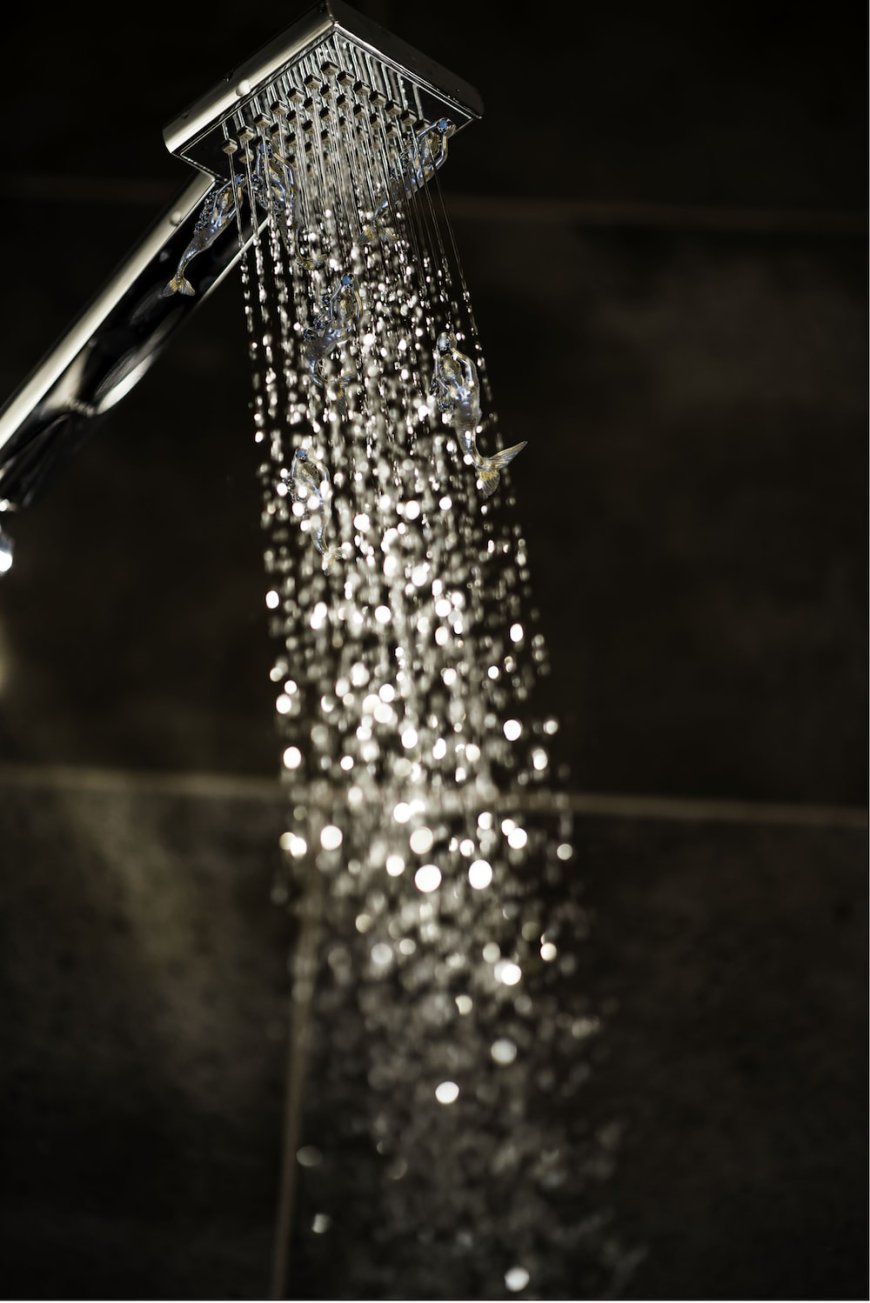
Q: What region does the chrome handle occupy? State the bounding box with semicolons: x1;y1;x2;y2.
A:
0;173;254;512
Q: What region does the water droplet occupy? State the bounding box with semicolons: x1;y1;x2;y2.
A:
409;827;433;854
296;1145;322;1167
495;961;522;987
468;860;492;889
0;525;12;576
414;864;441;893
505;1266;530;1292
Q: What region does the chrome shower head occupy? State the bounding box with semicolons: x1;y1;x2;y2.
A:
0;0;481;549
164;0;481;181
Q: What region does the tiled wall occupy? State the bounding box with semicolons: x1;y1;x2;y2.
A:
0;1;865;1297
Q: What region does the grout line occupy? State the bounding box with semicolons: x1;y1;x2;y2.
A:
0;764;282;802
270;872;322;1302
0;172;865;236
0;174;179;206
446;195;869;235
549;791;868;830
0;763;865;830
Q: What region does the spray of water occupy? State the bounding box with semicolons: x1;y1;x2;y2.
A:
211;44;635;1301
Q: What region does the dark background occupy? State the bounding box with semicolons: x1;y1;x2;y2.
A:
0;1;866;1299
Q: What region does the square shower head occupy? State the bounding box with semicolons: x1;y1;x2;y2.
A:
163;0;484;180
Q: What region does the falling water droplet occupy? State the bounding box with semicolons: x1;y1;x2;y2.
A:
505;1266;530;1293
0;525;13;575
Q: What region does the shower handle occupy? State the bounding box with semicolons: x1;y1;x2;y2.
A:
0;172;257;514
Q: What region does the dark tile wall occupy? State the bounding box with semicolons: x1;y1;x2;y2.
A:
0;781;865;1298
0;2;865;1298
0;782;289;1299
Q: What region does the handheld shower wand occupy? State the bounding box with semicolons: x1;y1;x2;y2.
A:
0;0;482;568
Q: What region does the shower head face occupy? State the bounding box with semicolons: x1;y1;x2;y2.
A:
163;0;483;181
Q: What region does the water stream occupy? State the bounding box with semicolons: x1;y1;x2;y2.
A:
193;46;636;1300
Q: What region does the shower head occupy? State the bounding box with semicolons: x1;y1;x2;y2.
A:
0;0;482;537
164;0;482;180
